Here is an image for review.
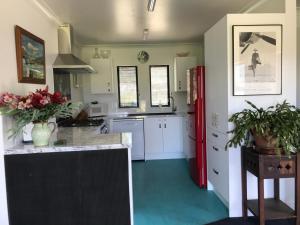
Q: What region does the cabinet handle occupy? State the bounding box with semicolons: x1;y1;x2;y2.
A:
213;146;219;151
107;82;110;87
164;123;166;128
212;133;218;138
213;169;219;175
108;88;111;92
159;124;161;128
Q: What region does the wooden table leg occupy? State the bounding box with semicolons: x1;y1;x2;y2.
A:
241;151;248;219
274;178;279;200
258;178;265;225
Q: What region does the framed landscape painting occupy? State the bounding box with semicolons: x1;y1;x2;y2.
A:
232;25;282;96
15;25;46;84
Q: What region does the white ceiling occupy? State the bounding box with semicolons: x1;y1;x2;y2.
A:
38;0;262;45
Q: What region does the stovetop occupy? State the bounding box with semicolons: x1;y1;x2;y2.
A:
58;118;104;127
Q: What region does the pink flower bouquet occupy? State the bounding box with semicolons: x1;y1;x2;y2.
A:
0;86;75;137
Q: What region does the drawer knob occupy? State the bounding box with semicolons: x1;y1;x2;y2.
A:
213;168;219;175
212;133;218;138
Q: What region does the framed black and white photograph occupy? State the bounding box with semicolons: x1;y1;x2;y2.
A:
232;25;282;96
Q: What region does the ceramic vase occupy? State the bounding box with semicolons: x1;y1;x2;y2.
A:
31;122;56;147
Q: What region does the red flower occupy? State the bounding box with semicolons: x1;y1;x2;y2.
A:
51;91;66;104
30;93;44;108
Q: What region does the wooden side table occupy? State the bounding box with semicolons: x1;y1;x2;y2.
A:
241;147;300;225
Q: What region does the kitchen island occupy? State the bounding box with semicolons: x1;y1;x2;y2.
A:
4;127;133;225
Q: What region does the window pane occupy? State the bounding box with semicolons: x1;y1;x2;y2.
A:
150;66;170;106
118;66;139;108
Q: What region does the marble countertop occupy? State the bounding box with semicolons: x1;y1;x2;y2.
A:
5;127;132;155
102;112;186;120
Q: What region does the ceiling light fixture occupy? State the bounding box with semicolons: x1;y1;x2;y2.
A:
143;29;149;40
147;0;156;12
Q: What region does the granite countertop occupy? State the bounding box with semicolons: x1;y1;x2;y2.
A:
5;127;132;155
104;112;186;120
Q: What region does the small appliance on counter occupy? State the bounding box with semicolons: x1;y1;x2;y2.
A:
87;101;108;117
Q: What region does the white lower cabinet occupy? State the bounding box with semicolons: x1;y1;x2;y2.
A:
207;127;229;207
144;116;184;160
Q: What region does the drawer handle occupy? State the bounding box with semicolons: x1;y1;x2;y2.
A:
213;146;219;151
212;133;218;138
213;169;219;175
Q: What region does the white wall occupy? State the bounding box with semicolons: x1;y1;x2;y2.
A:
205;0;297;217
230;0;296;217
79;43;203;114
0;1;58;224
245;0;285;13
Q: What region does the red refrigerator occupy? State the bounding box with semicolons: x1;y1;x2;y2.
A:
187;66;207;188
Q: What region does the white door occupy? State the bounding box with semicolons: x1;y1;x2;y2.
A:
144;117;164;156
162;117;183;153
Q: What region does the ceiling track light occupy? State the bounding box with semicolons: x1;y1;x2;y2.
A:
147;0;156;12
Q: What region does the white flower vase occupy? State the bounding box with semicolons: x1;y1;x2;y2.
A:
31;122;56;147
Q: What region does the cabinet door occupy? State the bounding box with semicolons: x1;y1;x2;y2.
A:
174;57;196;92
4;152;81;225
144;117;164;155
90;58;113;94
162;117;183;153
80;149;131;225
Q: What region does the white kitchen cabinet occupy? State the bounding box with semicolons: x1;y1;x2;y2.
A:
111;119;145;160
144;116;184;160
162;117;183;153
90;58;113;94
144;117;164;155
174;56;196;92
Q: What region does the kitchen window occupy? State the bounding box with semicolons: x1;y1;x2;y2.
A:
150;65;170;107
117;66;139;108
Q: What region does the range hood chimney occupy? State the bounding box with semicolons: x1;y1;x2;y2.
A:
53;24;95;74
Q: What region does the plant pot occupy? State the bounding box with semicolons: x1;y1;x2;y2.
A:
252;132;281;155
31;121;56;147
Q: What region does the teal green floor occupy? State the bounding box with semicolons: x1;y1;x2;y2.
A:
132;159;228;225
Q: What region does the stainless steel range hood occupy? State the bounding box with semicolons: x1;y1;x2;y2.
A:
53;24;95;74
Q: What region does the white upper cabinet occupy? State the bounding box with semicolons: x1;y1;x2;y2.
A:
90;58;113;94
174;56;196;92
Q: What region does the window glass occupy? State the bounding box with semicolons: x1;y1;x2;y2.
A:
150;65;170;107
117;66;139;108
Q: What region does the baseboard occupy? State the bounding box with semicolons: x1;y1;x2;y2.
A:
145;152;185;160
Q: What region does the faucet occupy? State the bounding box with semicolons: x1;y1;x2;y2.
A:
169;96;177;113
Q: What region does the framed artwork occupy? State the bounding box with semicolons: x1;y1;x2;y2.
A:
232;25;282;96
15;25;46;84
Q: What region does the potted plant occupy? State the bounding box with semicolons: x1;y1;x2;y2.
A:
226;100;300;155
0;86;75;146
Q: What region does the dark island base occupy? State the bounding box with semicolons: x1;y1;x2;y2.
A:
206;217;295;225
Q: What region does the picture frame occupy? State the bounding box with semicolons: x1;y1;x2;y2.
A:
15;25;46;84
232;25;282;96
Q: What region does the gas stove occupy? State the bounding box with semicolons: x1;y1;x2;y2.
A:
58;118;104;127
